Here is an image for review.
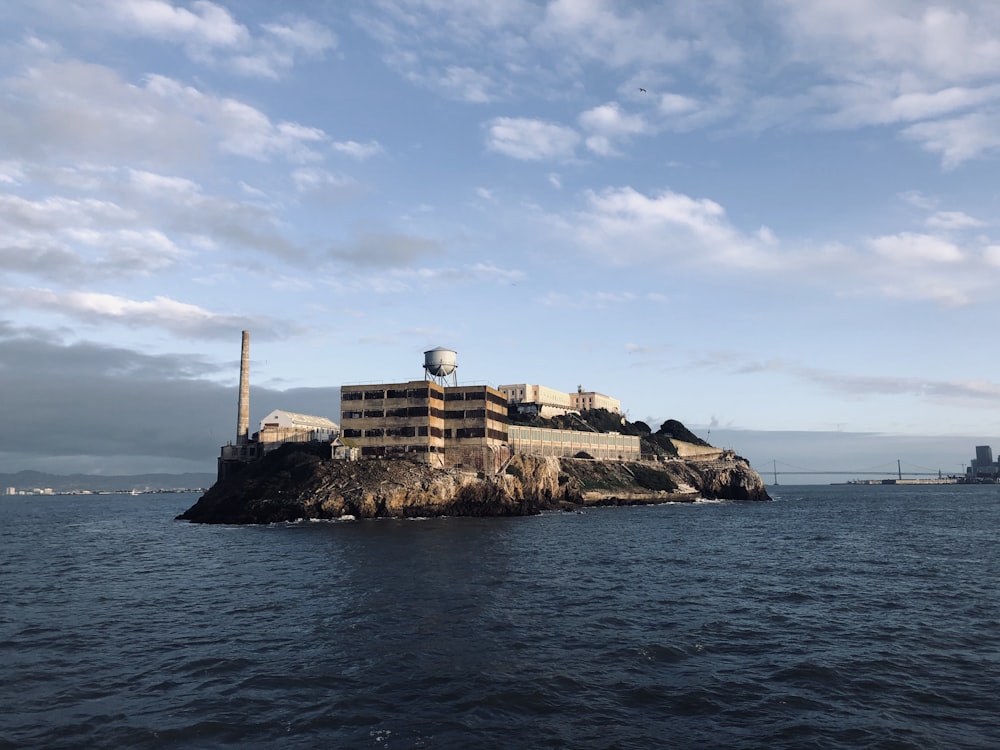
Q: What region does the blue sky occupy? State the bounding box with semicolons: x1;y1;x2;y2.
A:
2;0;1000;480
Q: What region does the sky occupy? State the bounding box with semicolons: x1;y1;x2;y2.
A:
2;0;1000;481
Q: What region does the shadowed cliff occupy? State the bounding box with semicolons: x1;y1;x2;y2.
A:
177;441;770;524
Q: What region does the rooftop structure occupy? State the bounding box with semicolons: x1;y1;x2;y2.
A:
258;409;339;454
498;383;622;417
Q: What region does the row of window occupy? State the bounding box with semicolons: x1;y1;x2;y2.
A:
343;426;446;439
361;445;444;456
343;387;507;406
342;407;446;421
343;388;446;402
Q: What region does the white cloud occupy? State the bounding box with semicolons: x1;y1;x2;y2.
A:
92;1;335;78
485;117;580;161
564;186;778;270
438;65;495;103
578;103;648;156
902;111;1000;168
355;1;1000;167
0;287;284;338
982;245;1000;267
926;210;986;230
869;232;963;264
540;0;691;67
331;140;384;160
262;17;337;57
658;93;699;115
102;0;249;48
291;167;354;192
0;63;328;167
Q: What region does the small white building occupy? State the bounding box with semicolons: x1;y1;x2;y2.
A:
258;409;339;453
570;386;621;415
498;384;576;418
499;383;623;417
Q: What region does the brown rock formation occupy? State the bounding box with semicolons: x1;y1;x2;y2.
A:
177;443;769;524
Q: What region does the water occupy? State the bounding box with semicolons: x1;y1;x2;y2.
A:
2;485;999;749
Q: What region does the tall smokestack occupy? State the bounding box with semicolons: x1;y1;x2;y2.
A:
237;330;250;444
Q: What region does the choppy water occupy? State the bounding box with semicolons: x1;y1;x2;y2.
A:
2;484;999;749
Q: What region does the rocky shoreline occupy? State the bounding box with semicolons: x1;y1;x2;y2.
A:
176;443;770;524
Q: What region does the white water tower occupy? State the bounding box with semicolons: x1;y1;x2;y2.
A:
424;347;458;386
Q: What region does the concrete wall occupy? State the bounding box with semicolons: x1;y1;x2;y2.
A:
508;425;640;461
340;380;447;467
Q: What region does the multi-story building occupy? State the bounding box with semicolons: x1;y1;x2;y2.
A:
340;380;447;466
969;445;999;481
499;383;622;417
570;386;621;415
340;381;510;473
443;385;511;473
498;383;575;417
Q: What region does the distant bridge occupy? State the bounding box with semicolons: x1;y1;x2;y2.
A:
757;459;964;483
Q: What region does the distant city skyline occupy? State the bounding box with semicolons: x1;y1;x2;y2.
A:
2;2;1000;479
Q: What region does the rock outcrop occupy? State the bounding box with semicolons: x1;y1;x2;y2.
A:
177;443;769;524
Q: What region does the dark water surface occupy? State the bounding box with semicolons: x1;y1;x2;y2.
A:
2;485;999;749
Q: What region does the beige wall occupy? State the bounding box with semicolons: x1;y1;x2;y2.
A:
508;425;639;461
571;390;621;414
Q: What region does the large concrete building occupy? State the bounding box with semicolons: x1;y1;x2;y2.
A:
339;380;511;473
498;383;622;417
570;386;621;415
340;380;447;465
443;384;511;472
499;383;575;417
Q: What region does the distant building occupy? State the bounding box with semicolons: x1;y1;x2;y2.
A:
499;383;576;417
258;409;339;454
570;386;621;415
498;383;622;417
968;445;999;482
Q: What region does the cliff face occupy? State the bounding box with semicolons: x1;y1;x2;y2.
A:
177;444;769;524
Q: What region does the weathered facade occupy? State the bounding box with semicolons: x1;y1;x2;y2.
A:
507;425;640;461
258;409;338;454
340;380;447;466
340;380;511;473
443;385;511;473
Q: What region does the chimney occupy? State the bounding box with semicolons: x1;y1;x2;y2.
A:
237;330;250;444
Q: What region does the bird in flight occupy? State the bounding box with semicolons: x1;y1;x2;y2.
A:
638;87;646;92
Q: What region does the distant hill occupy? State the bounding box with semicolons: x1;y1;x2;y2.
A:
0;470;215;494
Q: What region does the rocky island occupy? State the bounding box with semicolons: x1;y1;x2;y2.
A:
177;419;770;524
